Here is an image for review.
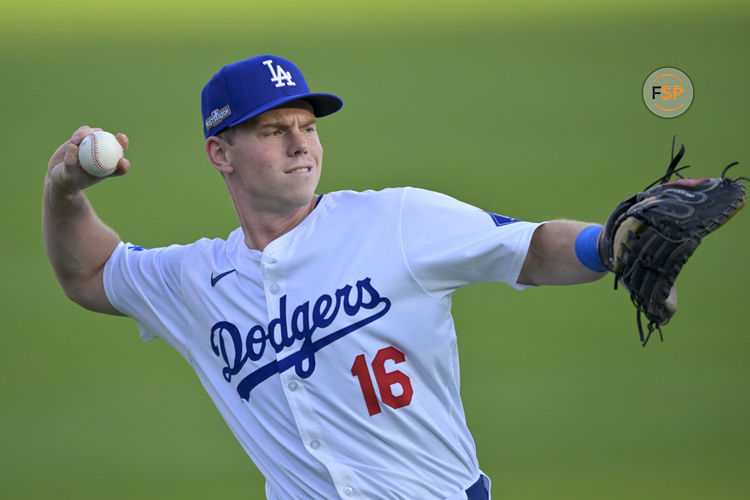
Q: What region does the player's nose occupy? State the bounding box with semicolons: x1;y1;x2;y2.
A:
287;128;309;156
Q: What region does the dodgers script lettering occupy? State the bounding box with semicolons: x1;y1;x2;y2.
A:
210;277;391;400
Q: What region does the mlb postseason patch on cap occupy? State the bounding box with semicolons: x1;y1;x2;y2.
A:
201;55;343;138
205;105;232;132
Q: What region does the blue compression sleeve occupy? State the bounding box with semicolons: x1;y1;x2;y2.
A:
574;225;607;272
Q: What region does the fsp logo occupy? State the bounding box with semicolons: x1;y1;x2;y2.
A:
642;67;694;118
263;59;296;88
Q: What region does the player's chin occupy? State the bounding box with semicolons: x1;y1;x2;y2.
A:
282;176;320;204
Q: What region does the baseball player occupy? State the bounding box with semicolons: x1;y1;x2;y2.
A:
43;55;610;499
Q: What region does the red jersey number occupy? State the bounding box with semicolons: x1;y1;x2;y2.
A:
351;346;414;416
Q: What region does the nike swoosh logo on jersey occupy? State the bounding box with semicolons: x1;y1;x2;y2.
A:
211;269;236;287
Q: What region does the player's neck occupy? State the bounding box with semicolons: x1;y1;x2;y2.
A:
237;195;319;252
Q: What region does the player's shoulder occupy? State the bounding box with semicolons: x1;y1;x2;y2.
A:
189;229;239;250
401;186;465;205
147;230;245;281
324;187;408;204
113;233;228;269
322;186;458;209
318;188;407;217
188;228;246;263
136;231;237;256
396;187;523;228
127;230;241;266
321;188;485;224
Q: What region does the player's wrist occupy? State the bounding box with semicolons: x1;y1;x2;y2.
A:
575;225;607;273
45;167;81;199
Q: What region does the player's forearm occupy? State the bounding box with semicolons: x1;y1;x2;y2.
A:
518;220;607;286
43;126;130;313
42;179;121;308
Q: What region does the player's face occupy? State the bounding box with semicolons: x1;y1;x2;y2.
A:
225;101;323;214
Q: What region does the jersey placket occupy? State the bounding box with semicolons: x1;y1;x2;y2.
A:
260;252;362;499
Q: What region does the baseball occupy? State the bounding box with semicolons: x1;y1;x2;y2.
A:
78;131;124;177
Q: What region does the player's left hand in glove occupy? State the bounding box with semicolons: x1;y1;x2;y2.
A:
597;140;747;345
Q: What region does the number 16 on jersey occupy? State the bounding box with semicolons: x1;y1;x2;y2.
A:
350;346;414;416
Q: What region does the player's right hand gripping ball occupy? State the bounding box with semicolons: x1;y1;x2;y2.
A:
597;142;747;345
78;131;124;177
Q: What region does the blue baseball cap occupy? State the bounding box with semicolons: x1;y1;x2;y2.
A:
201;55;343;139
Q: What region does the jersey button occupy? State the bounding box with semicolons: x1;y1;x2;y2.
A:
309;440;320;450
269;283;280;294
342;486;354;496
287;381;298;391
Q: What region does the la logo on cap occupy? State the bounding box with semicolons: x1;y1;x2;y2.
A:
263;59;296;88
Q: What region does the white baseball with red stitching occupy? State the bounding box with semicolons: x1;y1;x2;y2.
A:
78;131;123;177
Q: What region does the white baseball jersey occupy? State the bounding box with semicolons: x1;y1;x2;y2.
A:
103;187;540;499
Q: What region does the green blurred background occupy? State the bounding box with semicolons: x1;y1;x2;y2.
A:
2;0;749;498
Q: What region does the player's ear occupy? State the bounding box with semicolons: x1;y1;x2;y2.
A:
205;136;234;174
